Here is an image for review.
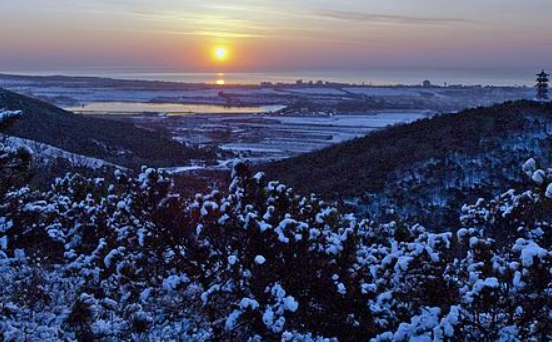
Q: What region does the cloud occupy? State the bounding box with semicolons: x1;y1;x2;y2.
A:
315;10;475;26
164;30;264;39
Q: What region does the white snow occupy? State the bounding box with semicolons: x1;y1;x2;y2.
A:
163;274;190;291
523;158;537;175
283;296;299;312
239;298;260;310
0;109;22;123
514;239;549;267
228;255;238;265
254;255;266;265
1;134;125;170
531;170;546;184
545;184;552;198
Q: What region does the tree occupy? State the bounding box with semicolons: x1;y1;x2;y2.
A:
0;109;32;195
536;70;549;101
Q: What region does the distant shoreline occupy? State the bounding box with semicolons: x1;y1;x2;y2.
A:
0;72;536;113
0;67;541;88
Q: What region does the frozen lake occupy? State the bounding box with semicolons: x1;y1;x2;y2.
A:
65;102;285;115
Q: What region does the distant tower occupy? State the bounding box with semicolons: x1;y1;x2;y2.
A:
536;69;549;101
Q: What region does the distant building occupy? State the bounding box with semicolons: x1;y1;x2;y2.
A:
422;80;432;88
295;79;304;85
536;69;549;101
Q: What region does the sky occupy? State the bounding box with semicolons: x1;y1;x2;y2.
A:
0;0;551;72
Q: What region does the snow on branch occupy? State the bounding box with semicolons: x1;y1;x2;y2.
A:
0;108;23;124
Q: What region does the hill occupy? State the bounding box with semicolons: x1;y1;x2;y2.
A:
0;88;209;170
3;94;552;342
264;100;552;228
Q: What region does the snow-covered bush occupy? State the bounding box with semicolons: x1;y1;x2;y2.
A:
2;155;552;341
0;109;32;197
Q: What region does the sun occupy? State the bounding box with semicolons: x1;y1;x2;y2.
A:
213;46;228;62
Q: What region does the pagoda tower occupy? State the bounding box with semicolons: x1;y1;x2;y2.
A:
536;69;549;101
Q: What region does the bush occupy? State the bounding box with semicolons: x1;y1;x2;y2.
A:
2;154;552;341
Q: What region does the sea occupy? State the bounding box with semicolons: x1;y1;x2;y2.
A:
5;67;547;87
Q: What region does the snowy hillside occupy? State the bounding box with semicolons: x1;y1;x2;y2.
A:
0;88;213;172
1;134;124;170
265;100;552;229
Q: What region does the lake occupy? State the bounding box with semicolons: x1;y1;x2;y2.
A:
65;102;286;115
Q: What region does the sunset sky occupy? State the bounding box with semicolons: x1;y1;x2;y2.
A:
1;0;551;72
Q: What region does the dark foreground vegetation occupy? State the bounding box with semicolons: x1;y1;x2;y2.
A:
2;105;552;341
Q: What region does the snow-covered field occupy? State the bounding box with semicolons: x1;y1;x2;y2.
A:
110;110;431;171
275;112;428;128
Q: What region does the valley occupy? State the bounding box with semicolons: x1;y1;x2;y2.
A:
0;73;535;172
81;110;431;169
